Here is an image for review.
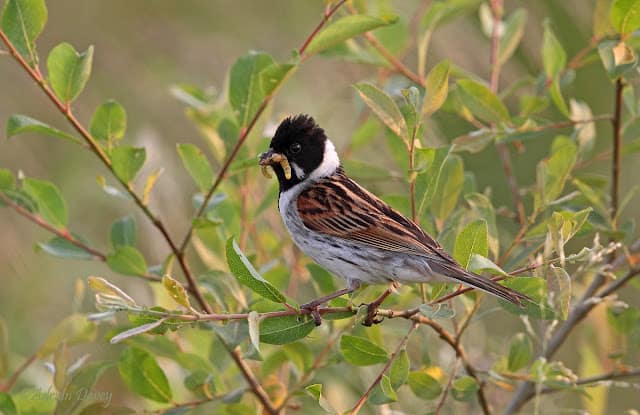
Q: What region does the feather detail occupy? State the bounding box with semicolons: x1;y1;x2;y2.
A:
296;168;530;306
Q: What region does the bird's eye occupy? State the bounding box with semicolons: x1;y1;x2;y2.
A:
289;142;302;154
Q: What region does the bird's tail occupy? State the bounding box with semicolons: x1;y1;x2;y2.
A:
439;263;531;306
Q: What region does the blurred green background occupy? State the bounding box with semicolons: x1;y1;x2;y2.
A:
1;0;638;413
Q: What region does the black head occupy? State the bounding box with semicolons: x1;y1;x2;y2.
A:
259;115;340;191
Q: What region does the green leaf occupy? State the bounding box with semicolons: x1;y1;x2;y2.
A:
0;392;18;415
542;22;566;78
54;361;113;415
606;306;640;334
415;146;452;218
305;384;338;414
304;14;398;56
162;275;192;310
457;79;510;123
119;347;172;403
340;335;388;366
369;375;397;405
468;254;508;276
451;376;479;401
408;370;442;400
177;143;213;192
454;219;488;269
0;169;14;192
259;315;315;345
611;0;640;35
1;0;47;66
225;238;286;304
422;60;450;115
535;136;577;209
46;42;94;103
110;215;136;249
430;154;463;223
499;9;527;64
549;78;570;117
229;51;274;128
6;114;82;144
38;235;93;260
389;349;409;388
37;314;97;358
354;83;408;141
106;246;148;276
260;62;296;96
111;146;146;183
507;333;532;372
306;263;336;294
90;100;127;143
22;177;68;228
499;277;556;320
598;40;638;80
548;265;571;320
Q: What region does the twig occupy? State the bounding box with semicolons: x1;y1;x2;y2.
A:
434;358;461;415
502;266;640;414
611;78;624;228
0;353;36;392
0;191;106;261
347;322;419;415
538;368;640;395
346;3;425;86
177;0;348;255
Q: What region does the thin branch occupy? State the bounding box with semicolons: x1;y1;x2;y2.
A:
177;0;348;254
0;191;106;261
346;3;425;86
538;368;640;396
0;353;36;392
502;266;640;414
347;322;419;415
434;358;461;415
611;78;624;228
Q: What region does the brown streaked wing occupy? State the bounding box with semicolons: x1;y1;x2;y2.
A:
296;171;453;261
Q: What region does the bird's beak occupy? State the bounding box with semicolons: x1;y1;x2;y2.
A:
259;149;292;180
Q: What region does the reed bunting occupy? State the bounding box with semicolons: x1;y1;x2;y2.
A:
259;115;529;325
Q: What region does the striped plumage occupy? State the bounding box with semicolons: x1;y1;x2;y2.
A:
260;114;529;315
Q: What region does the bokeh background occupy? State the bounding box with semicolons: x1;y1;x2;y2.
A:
1;0;638;413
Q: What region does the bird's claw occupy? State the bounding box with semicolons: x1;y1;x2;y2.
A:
362;303;384;327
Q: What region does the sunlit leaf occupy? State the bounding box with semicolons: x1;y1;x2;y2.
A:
305;384;338;414
0;392;18;415
389;349;409;388
47;42;94;103
225;238;286;304
430;154;463;223
6;114;82;144
305;14;398;56
611;0;640;35
542;22;566;78
1;0;47;66
369;375;397;405
229;51;274;127
340;335;388;366
457;79;510;123
408;370;442;400
354;83;408;141
507;333;532;372
162;275;192;310
260;62;296;96
106;246;148;277
454;219;488;269
451;376;479;401
23;177;67;229
499;9;527;64
90;100;127;144
111;146;146;183
259;315;315;345
177;143;213;192
422;60;450;115
119;347;172;403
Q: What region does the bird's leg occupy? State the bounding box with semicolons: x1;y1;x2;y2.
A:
301;280;361;326
363;282;399;327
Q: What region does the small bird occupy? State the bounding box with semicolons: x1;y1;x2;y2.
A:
259;115;529;325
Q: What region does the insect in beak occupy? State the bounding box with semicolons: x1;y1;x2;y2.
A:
259;150;292;180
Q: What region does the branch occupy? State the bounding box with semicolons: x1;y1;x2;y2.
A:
0;353;36;393
347;322;419;415
538;368;640;396
502;266;640;414
611;78;624;226
0;29;206;310
434;358;461;415
177;0;348;254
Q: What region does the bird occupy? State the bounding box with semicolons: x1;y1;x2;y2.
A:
259;114;529;325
